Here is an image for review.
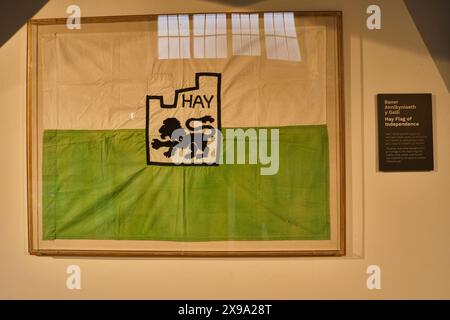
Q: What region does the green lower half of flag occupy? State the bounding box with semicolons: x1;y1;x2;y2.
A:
43;125;330;241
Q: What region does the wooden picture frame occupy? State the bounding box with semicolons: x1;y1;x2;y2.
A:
27;11;345;257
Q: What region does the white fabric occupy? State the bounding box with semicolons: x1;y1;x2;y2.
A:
40;15;326;130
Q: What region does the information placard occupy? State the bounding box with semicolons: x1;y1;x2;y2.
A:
377;93;434;172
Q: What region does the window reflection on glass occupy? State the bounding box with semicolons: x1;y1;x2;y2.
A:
158;15;190;59
264;12;301;62
231;13;260;56
193;13;227;59
157;12;301;62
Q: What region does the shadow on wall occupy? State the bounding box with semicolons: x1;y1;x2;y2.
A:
404;0;450;92
0;0;49;48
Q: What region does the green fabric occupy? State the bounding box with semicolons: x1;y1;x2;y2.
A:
43;126;329;241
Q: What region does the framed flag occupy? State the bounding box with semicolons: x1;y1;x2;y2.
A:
27;11;345;257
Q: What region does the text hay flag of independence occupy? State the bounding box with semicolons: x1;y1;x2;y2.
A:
42;13;330;241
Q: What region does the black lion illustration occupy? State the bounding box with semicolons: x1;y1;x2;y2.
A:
151;115;215;160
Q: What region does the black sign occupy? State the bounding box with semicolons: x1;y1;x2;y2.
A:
377;93;434;172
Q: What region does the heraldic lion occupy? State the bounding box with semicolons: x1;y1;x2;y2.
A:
151;115;216;159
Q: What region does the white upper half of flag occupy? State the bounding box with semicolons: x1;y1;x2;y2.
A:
40;13;327;129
